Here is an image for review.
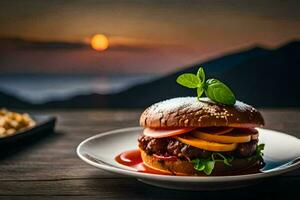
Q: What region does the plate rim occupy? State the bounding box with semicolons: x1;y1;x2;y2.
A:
77;127;300;182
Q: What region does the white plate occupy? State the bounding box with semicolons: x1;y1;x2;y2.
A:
77;127;300;190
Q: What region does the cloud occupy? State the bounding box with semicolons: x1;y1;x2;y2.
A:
23;40;87;50
0;37;87;50
108;44;154;52
0;37;157;52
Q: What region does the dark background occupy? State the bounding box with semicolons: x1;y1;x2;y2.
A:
0;0;299;108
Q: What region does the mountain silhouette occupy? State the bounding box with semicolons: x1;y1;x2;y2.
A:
217;41;300;106
42;44;271;108
108;45;271;108
1;41;299;109
0;91;32;109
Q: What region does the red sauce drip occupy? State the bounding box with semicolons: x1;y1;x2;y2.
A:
115;149;170;175
115;149;263;176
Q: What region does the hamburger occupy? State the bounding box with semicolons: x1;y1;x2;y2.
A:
138;97;265;176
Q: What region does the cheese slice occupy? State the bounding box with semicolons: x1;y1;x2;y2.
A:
175;136;237;152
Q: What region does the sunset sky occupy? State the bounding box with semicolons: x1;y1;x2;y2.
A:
0;0;299;74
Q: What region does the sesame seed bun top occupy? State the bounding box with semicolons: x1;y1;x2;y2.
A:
139;97;264;129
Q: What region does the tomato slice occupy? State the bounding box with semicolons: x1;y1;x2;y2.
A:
196;127;234;135
143;128;194;138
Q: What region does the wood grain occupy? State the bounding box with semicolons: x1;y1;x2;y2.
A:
0;109;299;199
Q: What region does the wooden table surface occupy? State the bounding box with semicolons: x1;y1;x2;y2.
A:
1;109;300;199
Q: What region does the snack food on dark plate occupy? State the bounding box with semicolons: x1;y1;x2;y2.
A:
138;97;265;175
0;108;36;138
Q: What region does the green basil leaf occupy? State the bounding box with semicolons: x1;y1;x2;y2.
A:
212;153;233;166
206;78;220;85
203;160;215;175
176;73;200;88
256;143;265;157
197;87;204;100
192;152;233;175
227;155;234;163
196;67;205;83
257;143;265;151
196;164;206;171
205;79;236;105
223;158;232;166
176;67;237;106
192;159;205;171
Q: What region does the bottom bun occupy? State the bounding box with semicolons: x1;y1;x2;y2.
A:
140;149;261;176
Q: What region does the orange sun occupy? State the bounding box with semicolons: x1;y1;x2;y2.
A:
90;34;109;51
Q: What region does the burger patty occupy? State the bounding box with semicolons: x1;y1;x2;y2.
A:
138;135;257;160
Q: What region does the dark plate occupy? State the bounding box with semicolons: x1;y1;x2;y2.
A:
0;115;56;146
